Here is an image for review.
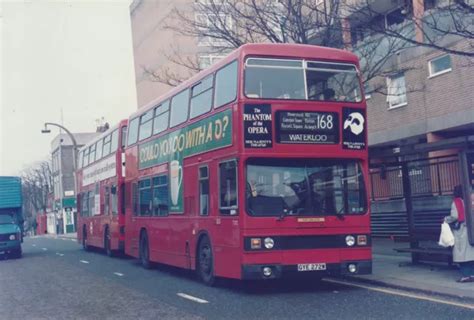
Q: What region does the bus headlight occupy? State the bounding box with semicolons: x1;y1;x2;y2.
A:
264;237;274;249
345;235;355;247
9;234;16;241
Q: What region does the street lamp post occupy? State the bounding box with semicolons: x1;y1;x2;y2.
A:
41;122;79;234
42;122;78;172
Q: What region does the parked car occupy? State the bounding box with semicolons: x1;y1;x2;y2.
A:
0;214;22;258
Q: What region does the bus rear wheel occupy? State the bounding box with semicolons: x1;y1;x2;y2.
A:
104;228;113;257
139;231;151;269
197;236;215;286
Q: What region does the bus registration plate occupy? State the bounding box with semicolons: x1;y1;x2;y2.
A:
297;263;326;272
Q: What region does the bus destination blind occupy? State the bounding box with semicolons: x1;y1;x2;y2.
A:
276;111;339;144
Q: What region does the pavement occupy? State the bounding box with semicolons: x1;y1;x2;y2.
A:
345;238;474;302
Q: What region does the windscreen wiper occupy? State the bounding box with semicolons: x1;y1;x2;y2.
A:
335;209;345;220
277;209;288;221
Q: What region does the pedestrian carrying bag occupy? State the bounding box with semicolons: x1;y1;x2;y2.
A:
438;221;455;247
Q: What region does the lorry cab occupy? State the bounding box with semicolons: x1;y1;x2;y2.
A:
0;214;22;259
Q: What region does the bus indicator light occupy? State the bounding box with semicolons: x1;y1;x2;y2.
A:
251;238;262;249
357;235;367;246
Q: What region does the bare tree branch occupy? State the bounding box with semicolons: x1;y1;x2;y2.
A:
147;0;472;87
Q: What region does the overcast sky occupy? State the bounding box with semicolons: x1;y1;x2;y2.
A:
1;0;137;175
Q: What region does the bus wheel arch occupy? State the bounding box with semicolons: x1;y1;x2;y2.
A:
196;231;216;286
139;228;151;269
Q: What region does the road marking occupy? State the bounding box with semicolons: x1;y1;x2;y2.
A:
32;244;36;247
113;272;124;277
177;293;209;304
325;279;474;310
80;260;90;264
56;252;64;257
42;248;48;251
70;239;76;242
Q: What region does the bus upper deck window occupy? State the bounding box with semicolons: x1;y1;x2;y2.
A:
244;58;305;100
306;62;362;102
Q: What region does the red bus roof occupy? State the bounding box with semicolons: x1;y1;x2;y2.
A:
79;119;128;152
131;43;359;118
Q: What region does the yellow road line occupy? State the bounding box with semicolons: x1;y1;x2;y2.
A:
324;278;474;310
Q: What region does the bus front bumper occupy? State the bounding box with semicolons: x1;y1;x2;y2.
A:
241;260;372;280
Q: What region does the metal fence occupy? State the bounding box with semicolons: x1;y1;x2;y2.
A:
369;156;460;201
370;156;460;237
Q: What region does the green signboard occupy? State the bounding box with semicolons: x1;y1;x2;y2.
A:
62;197;76;208
138;109;233;212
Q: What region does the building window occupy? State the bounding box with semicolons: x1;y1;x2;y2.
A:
190;74;214;119
428;55;452;78
198;54;225;70
199;166;209;216
214;61;238;108
170;89;190;128
364;83;373;100
386;74;407;109
219;159;237;215
195;13;232;47
153;101;170;135
152;175;168;216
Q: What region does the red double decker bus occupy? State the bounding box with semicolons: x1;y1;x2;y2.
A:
77;120;128;256
124;43;371;284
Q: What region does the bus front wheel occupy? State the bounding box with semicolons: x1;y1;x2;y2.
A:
139;231;151;269
197;236;215;286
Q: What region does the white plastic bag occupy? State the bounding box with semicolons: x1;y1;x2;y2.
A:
438;221;455;247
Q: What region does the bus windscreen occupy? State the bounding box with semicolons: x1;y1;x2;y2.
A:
246;159;367;217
